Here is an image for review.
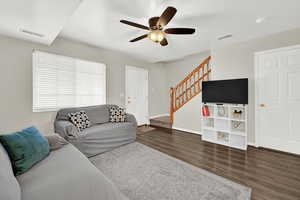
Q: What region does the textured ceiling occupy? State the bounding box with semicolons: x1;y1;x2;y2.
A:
60;0;300;62
0;0;81;45
1;0;300;63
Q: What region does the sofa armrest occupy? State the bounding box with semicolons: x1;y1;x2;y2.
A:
54;120;79;140
126;113;137;127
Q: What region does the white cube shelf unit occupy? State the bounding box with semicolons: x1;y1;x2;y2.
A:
201;103;248;150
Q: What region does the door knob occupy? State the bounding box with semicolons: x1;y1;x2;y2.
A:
260;104;266;107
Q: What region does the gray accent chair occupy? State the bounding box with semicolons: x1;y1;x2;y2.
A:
54;105;137;157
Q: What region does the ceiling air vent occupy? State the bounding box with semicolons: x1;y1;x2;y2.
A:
20;29;44;38
218;34;232;40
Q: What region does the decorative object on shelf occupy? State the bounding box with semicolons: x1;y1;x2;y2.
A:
202;105;210;116
232;121;242;129
217;105;226;117
217;132;229;142
232;109;243;119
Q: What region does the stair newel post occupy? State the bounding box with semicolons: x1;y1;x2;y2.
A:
170;87;175;123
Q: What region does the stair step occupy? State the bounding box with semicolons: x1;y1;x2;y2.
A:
150;116;172;129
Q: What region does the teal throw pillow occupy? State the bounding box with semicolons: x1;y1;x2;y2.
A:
0;126;50;176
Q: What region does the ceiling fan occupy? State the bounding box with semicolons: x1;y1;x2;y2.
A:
120;7;195;46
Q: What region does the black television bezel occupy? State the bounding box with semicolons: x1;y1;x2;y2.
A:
202;78;248;104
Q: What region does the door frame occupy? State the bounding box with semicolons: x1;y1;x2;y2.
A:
254;44;300;148
125;65;149;125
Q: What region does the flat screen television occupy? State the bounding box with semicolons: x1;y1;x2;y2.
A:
202;78;248;104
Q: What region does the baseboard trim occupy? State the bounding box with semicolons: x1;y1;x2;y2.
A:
247;142;256;147
172;126;202;135
172;127;255;147
149;113;169;119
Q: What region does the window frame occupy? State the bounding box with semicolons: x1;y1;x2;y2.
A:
32;50;107;112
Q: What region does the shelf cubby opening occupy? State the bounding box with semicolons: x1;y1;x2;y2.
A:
217;132;229;144
230;134;246;149
215;119;230;132
202;129;217;142
202;105;214;117
231;120;246;133
215;105;229;118
230;107;245;121
203;118;214;129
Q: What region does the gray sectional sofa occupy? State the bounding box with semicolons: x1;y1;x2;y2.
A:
54;105;137;157
0;142;128;200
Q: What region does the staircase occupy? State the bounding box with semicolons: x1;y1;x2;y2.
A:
150;116;173;129
149;56;211;130
170;56;212;123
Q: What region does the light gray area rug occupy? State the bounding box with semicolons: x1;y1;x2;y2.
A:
90;142;251;200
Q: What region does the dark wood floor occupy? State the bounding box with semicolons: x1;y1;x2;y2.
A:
137;127;300;200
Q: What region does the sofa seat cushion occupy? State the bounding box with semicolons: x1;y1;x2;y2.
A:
82;123;135;139
0;144;21;200
72;123;136;157
17;144;128;200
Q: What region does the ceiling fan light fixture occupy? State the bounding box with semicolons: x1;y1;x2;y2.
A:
148;30;165;43
121;6;195;46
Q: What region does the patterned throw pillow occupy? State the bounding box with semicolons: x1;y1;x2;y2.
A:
109;106;126;123
68;111;91;131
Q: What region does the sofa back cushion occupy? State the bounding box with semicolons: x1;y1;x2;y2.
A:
56;105;110;125
0;143;21;200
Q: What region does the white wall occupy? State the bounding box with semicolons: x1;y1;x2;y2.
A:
0;35;168;135
164;28;300;144
165;52;211;134
211;28;300;144
148;62;169;116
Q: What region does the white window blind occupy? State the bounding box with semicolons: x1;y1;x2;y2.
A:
33;51;106;112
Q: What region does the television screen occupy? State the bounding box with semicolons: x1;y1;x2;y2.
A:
202;79;248;104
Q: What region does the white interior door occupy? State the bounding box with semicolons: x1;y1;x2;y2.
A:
126;66;149;126
255;45;300;154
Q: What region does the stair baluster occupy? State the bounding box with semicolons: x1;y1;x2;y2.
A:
170;56;211;123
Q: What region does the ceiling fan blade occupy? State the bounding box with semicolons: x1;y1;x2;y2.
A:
120;20;149;30
160;38;168;46
164;28;195;34
157;7;177;27
148;17;160;29
130;34;148;42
